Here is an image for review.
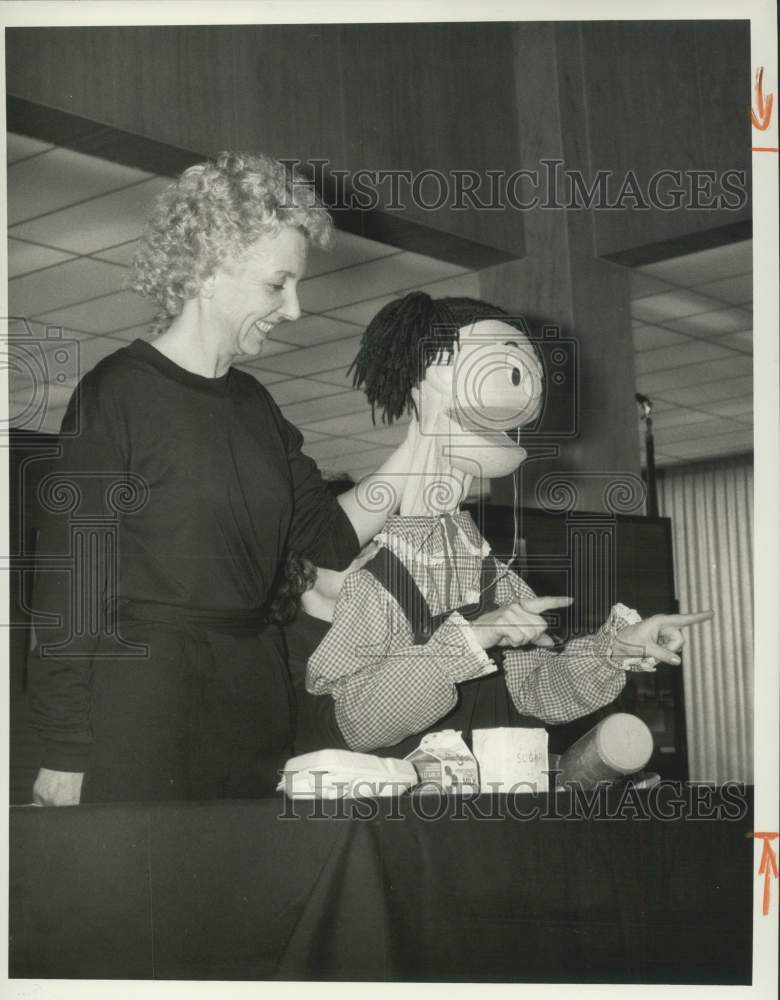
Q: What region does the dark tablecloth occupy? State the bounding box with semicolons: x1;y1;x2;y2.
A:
9;787;753;983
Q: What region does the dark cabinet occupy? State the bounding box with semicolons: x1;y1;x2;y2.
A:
467;502;688;780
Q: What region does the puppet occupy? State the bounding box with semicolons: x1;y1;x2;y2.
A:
300;292;707;756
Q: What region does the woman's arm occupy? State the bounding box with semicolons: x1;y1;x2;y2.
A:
27;373;128;803
335;432;413;546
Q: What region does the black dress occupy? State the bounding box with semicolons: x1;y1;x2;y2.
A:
27;339;359;800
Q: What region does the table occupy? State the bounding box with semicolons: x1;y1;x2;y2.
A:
9;786;754;983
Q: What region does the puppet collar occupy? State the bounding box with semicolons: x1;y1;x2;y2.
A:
375;510;490;563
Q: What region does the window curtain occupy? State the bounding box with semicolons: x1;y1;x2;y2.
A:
657;454;753;784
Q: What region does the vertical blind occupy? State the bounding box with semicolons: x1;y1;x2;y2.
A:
657;454;754;784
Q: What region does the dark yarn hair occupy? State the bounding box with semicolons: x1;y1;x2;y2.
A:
265;551;317;625
347;291;530;424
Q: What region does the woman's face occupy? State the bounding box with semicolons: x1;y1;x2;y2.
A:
207;226;308;360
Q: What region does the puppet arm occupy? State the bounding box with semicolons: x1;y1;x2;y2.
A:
306;569;493;751
492;564;632;723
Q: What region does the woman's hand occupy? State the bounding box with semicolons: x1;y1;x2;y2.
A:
32;768;84;807
611;610;714;667
470;596;573;650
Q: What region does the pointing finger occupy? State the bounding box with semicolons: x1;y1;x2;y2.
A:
656;610;714;628
521;596;574;614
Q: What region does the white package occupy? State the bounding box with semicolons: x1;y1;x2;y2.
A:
277;748;418;799
472;727;549;794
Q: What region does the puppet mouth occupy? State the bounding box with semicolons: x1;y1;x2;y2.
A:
441;409;527;476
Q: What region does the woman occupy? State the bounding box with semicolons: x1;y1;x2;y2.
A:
28;152;409;806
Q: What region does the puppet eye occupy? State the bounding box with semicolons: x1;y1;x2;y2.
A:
506;356;527;388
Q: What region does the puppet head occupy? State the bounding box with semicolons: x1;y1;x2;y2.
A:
349;292;544;515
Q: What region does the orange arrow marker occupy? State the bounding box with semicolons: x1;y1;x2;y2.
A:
751;67;774;131
747;832;779;915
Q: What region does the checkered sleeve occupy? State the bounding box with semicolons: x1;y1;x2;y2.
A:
306;570;492;751
494;565;628;723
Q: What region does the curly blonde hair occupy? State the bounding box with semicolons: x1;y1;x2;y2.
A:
128;151;332;333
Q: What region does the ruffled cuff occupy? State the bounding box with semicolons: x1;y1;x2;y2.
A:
438;611;498;681
600;603;657;673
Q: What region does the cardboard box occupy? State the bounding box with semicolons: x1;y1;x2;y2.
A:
472;727;549;794
405;730;480;794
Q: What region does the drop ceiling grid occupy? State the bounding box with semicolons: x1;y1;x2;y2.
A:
630;243;753;465
6;136;754;469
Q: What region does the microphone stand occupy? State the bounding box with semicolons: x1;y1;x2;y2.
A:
636;393;658;517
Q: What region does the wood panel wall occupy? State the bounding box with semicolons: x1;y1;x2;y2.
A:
6;20;751;261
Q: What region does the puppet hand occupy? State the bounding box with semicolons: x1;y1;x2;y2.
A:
611;610;714;667
32;768;84;807
470;596;573;650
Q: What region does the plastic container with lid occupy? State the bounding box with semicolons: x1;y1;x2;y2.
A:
555;713;654;788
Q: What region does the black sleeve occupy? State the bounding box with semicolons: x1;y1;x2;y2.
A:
264;388;359;570
26;371;130;772
284;614;350;754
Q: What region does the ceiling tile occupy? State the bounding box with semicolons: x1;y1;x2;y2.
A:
281;390;369;427
716;330;752;354
412;271;482;300
298;409;379;437
74;336;128;374
102;322;154;342
35;289;158;334
9;258;127;318
7;133;54;163
632;326;692;352
322;272;482;330
298;252;467;313
336;444;396;474
663;306;752;337
38;402;70;436
636;354;752;394
7;238;76;279
7;379;74;431
20;335;127;385
350;420;411;446
232;364;290;385
300;429;328;445
697;397;753;419
634;340;734;375
272;313;363;347
303;368;358;390
301;436;371;462
262;377;349;407
9;176;171;254
660;429;753;459
253;333;362;377
7;147;152;226
654;375;753;406
639;240;752;285
631;289;723;323
655;417;748;446
649;408;723;431
91;239;141;266
6;317;99;350
693;274;753;306
629;271;677;299
305;232;401;279
325;294;400;328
